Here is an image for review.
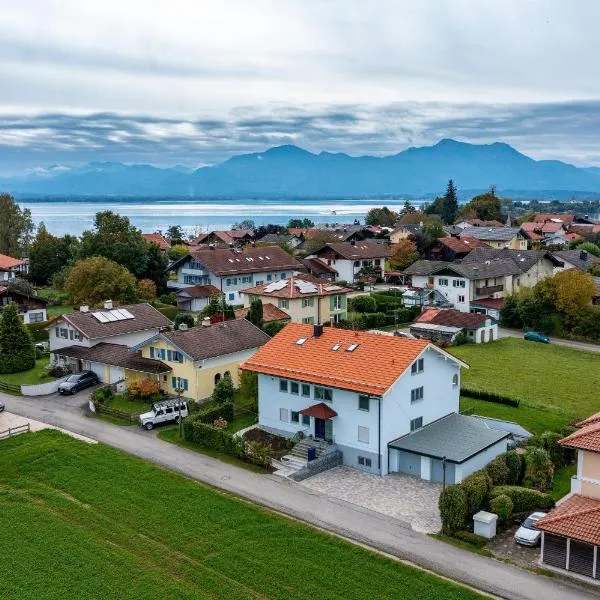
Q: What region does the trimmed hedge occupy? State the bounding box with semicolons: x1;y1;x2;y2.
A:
485;455;510;486
183;419;244;456
195;402;234;424
453;530;488;548
461;471;492;516
489;485;555;513
460;388;520;407
489;494;513;521
439;485;469;534
505;451;523;486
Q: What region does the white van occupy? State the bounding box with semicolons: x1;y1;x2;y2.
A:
139;399;189;430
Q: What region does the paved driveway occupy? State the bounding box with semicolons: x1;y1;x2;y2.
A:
301;466;442;533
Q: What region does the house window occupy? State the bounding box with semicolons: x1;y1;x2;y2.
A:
452;374;459;386
291;411;300;423
279;379;288;392
302;298;314;308
55;328;60;338
301;384;311;397
150;347;155;358
410;417;423;431
280;408;289;422
255;280;264;286
29;312;44;323
354;260;360;267
411;386;424;403
358;395;370;411
267;274;272;281
314;386;333;402
358;426;370;444
452;279;466;288
302;316;315;324
438;278;448;286
173;351;183;363
302;414;310;426
411;358;424;375
278;299;289;309
374;259;381;266
332;295;342;310
172;377;188;391
280;272;286;279
228;293;235;301
458;295;465;303
290;381;299;395
358;456;372;468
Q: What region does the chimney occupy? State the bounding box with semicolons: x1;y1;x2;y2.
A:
104;299;113;310
80;305;89;313
351;239;356;246
313;323;323;338
178;323;188;331
202;317;211;327
580;250;588;261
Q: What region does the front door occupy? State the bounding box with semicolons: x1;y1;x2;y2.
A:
314;418;325;439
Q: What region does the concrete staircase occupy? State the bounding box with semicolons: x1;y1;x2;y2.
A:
289;438;329;461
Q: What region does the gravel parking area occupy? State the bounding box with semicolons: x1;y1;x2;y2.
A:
300;466;442;533
486;524;541;569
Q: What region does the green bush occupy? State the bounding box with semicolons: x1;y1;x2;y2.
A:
0;303;36;373
245;440;272;468
540;431;566;468
173;313;195;330
504;451;522;485
439;485;469;534
27;320;50;342
489;486;555;513
523;447;554;491
349;295;377;313
460;388;520;407
452;530;488;548
92;387;114;403
262;321;287;337
195;402;234;424
489;494;513;521
485;455;509;486
460;471;492;516
212;375;235;404
158;292;177;306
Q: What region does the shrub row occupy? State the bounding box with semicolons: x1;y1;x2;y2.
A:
27;320;50;342
452;530;488;548
489;486;555;513
460;388;520;407
195;402;234;424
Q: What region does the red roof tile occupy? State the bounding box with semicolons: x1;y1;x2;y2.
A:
533;213;575;224
235;303;291;323
176;284;221;299
560;421;600;452
0;254;25;270
470;297;505;310
577;411;600;427
241;323;443;395
536;494;600;546
300;402;338;419
414;308;488;328
142;233;171;251
437;236;490;253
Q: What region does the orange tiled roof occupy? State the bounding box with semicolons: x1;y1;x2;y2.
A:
241;323;435;395
437;236;490;253
560;420;600;452
142;233;171;251
0;254;25;270
235;303;291;323
536;494;600;546
533;213;575;224
577;411;600;427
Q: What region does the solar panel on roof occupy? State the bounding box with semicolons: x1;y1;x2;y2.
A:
102;311;118;322
119;309;135;319
92;312;109;323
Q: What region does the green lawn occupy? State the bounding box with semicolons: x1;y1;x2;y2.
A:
0;431;485;600
107;395;151;414
46;304;75;318
450;339;600;430
551;464;577;501
0;357;53;386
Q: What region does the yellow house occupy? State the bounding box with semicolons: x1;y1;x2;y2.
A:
132;319;271;401
239;274;352;325
459;227;528;250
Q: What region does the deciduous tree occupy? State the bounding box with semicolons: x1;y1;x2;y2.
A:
136;279;157;300
460;191;504;222
365;206;398;227
29;224;78;285
167;244;189;261
0;303;35;373
0;193;34;257
389;239;419;270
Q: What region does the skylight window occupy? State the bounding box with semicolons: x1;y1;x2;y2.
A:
296;338;307;345
332;343;341;351
347;343;359;352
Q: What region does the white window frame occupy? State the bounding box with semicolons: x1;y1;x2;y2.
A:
358;426;370;444
411;386;424;403
280;408;289;422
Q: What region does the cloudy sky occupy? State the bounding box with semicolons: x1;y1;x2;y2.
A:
2;0;600;174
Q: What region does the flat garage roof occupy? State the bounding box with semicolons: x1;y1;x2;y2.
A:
388;413;509;464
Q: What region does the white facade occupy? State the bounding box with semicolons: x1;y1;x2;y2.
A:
21;307;47;324
313;257;386;284
411;274;472;312
454;438;508;482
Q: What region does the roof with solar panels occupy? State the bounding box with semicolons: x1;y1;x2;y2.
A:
57;303;172;340
239;273;352;299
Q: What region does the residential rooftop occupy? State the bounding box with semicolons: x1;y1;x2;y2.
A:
415;308;489;329
458;226;522;242
235;303;291;323
315;240;391;260
240;274;351;299
0;254;25;271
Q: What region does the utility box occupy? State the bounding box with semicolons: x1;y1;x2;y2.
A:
473;511;497;539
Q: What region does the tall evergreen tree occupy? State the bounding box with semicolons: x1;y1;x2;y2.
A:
247;298;264;328
0;303;35;374
441;179;459;224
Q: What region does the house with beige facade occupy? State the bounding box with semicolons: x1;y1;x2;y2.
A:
239;274;351;324
458;227;527;250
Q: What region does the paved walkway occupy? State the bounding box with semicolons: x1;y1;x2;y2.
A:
0;392;596;600
0;410;96;444
302;466;442;533
498;327;600;353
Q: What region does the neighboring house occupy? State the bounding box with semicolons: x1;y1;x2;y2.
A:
142;233;171;252
311;240;391;284
50;302;173;383
455;219;505;229
403;248;562;315
550;250;600;274
191;229;255;248
299;257;338;281
410;308;498;344
235;303;291;326
239;274;351;324
459;227;527;250
536;411;600;582
0;254;27;281
132;318;270;401
242;323;508;479
389;224;421;243
533;213;575;227
429;236;490;261
0;285;48;323
175;284;222;312
258;233;304;249
166;245;303;304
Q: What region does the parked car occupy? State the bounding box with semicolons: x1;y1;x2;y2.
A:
514;512;547;546
0;400;4;413
57;371;99;395
524;331;550;344
139;399;188;430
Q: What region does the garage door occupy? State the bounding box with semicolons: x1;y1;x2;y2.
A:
87;361;106;383
109;366;123;384
431;459;455;483
543;534;567;570
395;451;421;476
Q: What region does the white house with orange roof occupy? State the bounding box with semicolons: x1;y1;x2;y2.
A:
242;323;509;478
0;253;27;281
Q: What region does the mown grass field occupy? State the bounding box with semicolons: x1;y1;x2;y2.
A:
451;338;600;431
0;357;53;386
0;431;485;600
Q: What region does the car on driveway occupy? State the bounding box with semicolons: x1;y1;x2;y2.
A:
57;371;99;395
524;331;550;344
514;511;547;546
139;399;188;430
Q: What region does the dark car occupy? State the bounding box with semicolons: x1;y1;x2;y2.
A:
57;371;99;395
524;331;550;344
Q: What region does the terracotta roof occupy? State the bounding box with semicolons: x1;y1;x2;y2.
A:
415;308;488;329
533;213;575;224
171;246;303;276
59;303;172;340
142;233;171;251
0;254;25;271
563;232;582;242
156;318;270;361
315;240;391;261
53;343;171;374
560;421;600;452
240;275;351;300
193;230;254;245
577;411;600;427
300;257;338;276
241;323;453;396
535;494;600;546
300;402;338;420
470;297;505;310
235;303;291;323
176;284;221;299
437;236;490;253
467;219;505;227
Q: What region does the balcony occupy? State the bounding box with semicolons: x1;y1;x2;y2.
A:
475;284;503;296
181;267;207;276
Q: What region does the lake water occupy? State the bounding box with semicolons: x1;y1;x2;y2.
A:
17;198;423;236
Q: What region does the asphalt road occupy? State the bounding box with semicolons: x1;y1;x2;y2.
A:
1;392;597;600
498;327;600;353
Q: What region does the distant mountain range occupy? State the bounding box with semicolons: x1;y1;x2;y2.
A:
3;139;600;198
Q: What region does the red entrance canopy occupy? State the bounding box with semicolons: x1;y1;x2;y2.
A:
299;402;338;420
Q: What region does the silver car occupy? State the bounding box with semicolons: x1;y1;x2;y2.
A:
514;512;547;546
0;400;4;413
